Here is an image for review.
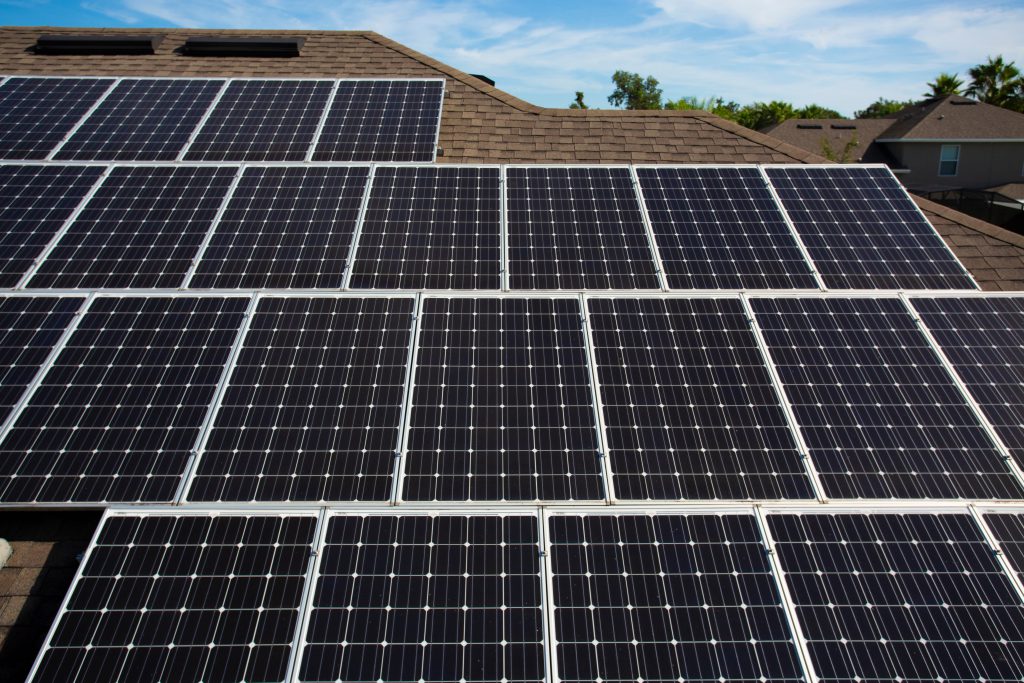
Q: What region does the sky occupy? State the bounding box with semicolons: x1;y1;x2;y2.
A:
1;0;1022;115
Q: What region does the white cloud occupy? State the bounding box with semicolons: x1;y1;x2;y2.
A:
652;0;856;32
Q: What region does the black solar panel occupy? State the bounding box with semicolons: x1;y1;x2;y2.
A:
764;166;976;290
183;80;333;161
913;296;1024;470
768;512;1024;682
186;296;414;503
0;296;248;503
550;513;805;683
0;296;83;423
588;297;813;500
298;514;543;683
311;80;443;162
402;297;604;501
30;512;317;683
53;79;224;161
0;77;113;159
506;167;661;290
981;512;1024;581
0;164;104;287
28;166;237;289
636;167;818;289
751;297;1021;499
348;166;501;289
189;166;369;289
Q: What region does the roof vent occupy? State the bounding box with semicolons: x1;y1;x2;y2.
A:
34;34;162;55
831;124;856;129
950;99;978;106
469;74;495;87
181;37;305;57
796;123;823;129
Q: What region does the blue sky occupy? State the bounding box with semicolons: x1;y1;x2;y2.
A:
1;0;1022;114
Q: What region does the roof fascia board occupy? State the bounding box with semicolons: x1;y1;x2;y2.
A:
878;138;1024;143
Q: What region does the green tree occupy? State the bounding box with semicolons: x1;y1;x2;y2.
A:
924;72;963;97
568;91;588;109
663;95;741;120
820;135;859;163
796;104;843;118
734;101;797;130
966;55;1022;108
854;97;915;118
607;70;663;110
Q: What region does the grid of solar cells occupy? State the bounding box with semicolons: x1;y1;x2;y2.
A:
299;514;543;683
506;167;661;290
0;77;113;159
636;167;818;289
189;166;369;289
913;297;1024;469
54;79;224;161
311;80;444;162
183;80;333;161
0;296;247;503
588;297;812;500
768;512;1024;682
751;297;1020;499
981;512;1024;581
0;296;82;423
28;166;237;289
30;513;317;683
402;297;603;501
0;164;103;287
764;166;976;290
550;514;805;683
348;166;501;289
187;296;414;503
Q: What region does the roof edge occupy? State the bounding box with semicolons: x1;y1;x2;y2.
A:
914;194;1024;249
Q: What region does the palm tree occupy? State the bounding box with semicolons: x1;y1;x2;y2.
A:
966;56;1022;107
924;72;963;97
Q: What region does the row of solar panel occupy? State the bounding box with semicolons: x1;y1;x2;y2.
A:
0;163;974;291
0;76;444;162
28;507;1024;683
0;292;1020;504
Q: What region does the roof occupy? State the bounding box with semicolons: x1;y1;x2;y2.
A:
760;118;898;164
0;25;1023;290
987;183;1024;202
878;94;1024;141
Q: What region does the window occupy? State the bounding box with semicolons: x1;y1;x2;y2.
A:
939;144;960;176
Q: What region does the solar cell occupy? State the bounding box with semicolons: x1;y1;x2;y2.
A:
751;296;1021;499
587;297;813;500
402;297;604;501
981;511;1024;581
0;296;248;503
767;512;1024;682
0;164;104;287
183;80;333;161
549;513;805;683
188;166;369;289
298;513;543;683
186;296;415;503
27;166;237;289
506;167;661;290
30;512;318;683
636;167;818;289
0;77;113;159
310;79;443;162
764;166;976;290
347;166;501;290
54;79;224;161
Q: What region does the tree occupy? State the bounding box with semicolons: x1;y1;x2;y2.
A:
796;104;843;119
821;135;859;163
734;101;797;130
966;55;1022;108
855;97;915;119
568;91;588;109
607;70;662;110
663;95;742;121
924;72;963;97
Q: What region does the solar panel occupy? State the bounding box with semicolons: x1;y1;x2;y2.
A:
310;79;443;162
767;512;1024;682
186;296;414;503
348;166;501;289
183;80;333;161
27;166;237;289
506;167;661;290
0;296;83;423
298;513;543;683
0;164;104;287
30;511;318;683
981;512;1024;581
53;79;225;161
751;296;1021;499
764;166;976;290
188;166;369;289
587;297;813;500
0;296;248;503
402;297;604;501
913;296;1024;469
0;77;113;159
549;513;805;683
636;167;818;289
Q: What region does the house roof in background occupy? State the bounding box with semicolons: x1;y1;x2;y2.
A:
761;118;898;164
878;95;1024;141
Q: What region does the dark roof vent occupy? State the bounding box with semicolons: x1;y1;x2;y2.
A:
950;99;979;106
34;34;162;55
796;123;823;129
469;73;495;87
831;124;857;129
181;37;305;57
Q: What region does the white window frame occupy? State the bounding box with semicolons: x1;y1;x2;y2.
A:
939;144;960;177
